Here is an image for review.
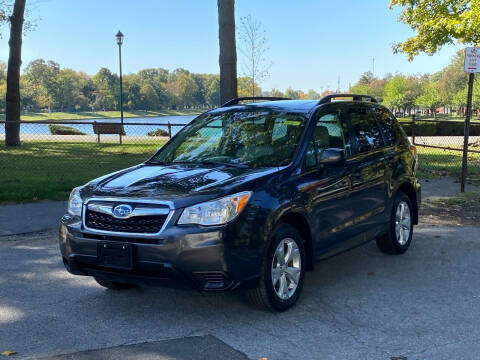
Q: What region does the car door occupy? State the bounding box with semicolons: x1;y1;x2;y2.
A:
294;104;358;258
344;104;388;242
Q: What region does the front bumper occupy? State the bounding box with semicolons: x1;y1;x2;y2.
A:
59;213;263;291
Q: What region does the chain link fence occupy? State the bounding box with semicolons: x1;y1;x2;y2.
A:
0;120;189;202
400;117;480;182
1;117;479;202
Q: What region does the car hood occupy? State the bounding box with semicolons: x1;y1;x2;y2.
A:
82;163;281;208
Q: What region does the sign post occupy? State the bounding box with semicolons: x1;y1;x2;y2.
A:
461;48;479;192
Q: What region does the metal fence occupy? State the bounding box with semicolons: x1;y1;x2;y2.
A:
0;117;479;202
0;119;187;167
403;117;480;183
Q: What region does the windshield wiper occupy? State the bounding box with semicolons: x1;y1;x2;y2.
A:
146;160;249;169
196;160;249;169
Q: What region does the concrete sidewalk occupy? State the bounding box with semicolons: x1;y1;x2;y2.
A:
0;201;66;236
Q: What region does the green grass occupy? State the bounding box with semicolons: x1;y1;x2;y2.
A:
0;109;202;122
1;140;479;204
0;140;166;203
417;147;480;179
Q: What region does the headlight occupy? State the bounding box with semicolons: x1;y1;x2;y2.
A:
67;187;83;216
178;191;252;226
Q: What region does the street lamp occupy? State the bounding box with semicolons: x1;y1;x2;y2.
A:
116;30;124;144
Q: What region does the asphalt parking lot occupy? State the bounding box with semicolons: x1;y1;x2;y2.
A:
1;223;480;360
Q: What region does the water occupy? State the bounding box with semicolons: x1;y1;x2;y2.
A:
0;115;197;137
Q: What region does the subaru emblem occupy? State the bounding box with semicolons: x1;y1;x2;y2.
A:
112;204;133;218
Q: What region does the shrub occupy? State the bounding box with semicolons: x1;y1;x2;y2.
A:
49;124;87;135
147;128;169;137
398;120;480;136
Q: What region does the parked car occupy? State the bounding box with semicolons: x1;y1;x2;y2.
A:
59;94;421;311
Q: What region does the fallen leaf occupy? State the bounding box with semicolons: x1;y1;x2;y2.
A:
1;350;17;356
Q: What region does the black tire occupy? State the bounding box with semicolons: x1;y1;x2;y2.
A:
94;277;135;290
246;223;306;312
376;192;414;254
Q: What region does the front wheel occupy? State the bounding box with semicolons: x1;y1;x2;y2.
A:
246;224;306;311
376;192;414;254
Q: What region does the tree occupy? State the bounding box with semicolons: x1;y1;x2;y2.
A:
24;59;60;111
390;0;480;60
237;76;261;97
217;0;237;104
56;68;84;111
238;14;272;97
139;83;159;110
5;0;26;146
416;82;442;118
93;68;118;110
383;75;409;113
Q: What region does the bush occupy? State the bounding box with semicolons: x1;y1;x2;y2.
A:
399;120;480;136
147;128;169;137
49;124;87;135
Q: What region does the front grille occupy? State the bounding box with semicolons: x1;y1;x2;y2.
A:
85;209;167;234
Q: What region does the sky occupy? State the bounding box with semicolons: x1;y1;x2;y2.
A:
0;0;464;92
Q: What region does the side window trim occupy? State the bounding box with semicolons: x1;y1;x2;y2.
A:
372;106;389;149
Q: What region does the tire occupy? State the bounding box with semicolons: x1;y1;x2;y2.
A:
376;192;414;254
246;223;306;312
94;277;135;290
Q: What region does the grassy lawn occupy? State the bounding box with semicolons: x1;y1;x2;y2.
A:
417;146;480;179
0;109;202;122
0;140;166;203
0;140;478;204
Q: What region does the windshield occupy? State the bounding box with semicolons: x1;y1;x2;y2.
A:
149;111;307;168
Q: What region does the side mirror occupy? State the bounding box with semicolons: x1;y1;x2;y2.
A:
319;148;345;165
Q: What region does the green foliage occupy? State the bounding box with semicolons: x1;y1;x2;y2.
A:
48;124;86;135
18;59;222;113
383;75;408;109
390;0;480;60
147;128;169;137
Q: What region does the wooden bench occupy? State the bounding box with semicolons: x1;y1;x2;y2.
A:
93;122;125;144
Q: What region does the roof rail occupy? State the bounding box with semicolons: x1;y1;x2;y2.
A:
318;93;378;105
221;96;291;107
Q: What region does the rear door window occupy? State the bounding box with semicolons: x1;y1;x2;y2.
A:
374;107;406;146
348;106;383;153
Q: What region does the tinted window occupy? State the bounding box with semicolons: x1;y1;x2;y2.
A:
348;107;383;153
375;107;397;146
149;111;306;168
304;111;348;168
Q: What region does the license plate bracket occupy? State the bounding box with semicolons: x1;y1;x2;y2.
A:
97;242;133;270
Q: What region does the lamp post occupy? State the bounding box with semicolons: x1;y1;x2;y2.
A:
116;30;124;144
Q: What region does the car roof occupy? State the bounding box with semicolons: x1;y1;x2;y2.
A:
208;100;320;115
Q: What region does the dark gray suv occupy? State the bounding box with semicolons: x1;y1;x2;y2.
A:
59;94;421;311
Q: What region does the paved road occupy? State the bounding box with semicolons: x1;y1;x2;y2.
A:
1;224;480;360
0;201;66;236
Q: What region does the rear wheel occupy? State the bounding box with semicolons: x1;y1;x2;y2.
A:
246;224;306;311
376;192;413;254
94;277;135;290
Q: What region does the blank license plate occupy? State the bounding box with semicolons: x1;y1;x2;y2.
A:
98;242;132;270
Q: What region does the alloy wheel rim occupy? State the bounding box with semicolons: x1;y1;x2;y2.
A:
395;201;411;246
271;238;301;300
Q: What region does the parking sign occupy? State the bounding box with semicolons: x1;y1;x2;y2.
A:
464;47;480;73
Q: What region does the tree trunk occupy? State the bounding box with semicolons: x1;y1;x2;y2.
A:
5;0;26;147
217;0;237;104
